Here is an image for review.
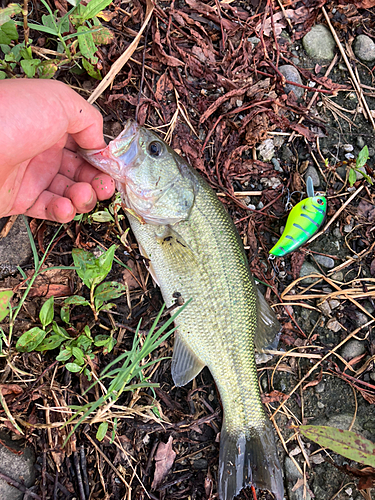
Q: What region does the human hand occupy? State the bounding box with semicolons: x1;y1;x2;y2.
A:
0;79;115;223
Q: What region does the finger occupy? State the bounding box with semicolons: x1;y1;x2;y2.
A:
60;149;115;200
22;190;76;223
65;182;97;213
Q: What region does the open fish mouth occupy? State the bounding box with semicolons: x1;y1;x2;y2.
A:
78;120;141;181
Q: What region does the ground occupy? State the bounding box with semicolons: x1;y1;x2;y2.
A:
0;0;375;499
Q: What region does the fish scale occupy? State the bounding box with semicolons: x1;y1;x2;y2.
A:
79;120;284;500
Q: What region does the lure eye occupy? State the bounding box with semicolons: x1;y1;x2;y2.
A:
148;141;164;157
317;198;324;205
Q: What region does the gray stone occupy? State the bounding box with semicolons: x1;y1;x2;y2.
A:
299;262;321;284
302;25;336;61
315;382;325;394
340;340;366;360
353;35;375;63
325;414;363;435
192;458;208;469
355;311;371;327
0;432;35;500
331;271;343;281
305;166;320;187
0;217;33;279
279;64;304;99
343;144;354;153
357;136;365;149
248;36;260;46
326;318;342;332
258;138;275;162
272;158;283;172
314;255;335;269
319;300;331;317
285;456;312;500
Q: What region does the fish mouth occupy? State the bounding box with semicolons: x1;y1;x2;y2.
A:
78;120;141;181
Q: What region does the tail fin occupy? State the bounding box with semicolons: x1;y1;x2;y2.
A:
218;418;284;500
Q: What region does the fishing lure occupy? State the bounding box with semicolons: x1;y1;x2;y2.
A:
269;177;327;257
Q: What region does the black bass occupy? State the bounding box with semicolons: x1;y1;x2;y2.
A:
80;120;284;500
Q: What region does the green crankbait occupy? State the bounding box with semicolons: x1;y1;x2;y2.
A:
269;177;327;257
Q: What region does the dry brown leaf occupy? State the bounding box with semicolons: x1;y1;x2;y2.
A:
151;436;176;489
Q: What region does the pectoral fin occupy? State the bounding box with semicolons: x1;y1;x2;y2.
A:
255;288;281;352
172;333;205;387
155;226;198;267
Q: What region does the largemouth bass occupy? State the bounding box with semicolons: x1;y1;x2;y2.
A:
80;121;284;500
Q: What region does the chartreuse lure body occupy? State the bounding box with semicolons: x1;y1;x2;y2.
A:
270;177;327;257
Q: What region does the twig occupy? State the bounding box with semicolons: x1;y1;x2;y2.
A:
322;6;375;130
73;451;86;500
307;185;364;245
88;0;154;105
271;318;375;420
0;471;41;499
0;215;18;238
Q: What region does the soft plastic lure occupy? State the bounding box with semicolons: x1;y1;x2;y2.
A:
269;177;327;257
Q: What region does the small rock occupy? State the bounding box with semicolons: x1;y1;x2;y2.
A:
325;414;363;435
272;158;283;172
302;25;336;61
368;147;375;157
355;311;371;327
260;177;282;189
0;217;33;279
299;262;321;284
317;401;325;409
355;166;367;181
0;432;36;500
343;144;354;153
315;382;325;394
258;138;275;162
248;36;260;46
357;136;365;149
326;318;341;332
353;35;375;63
281;145;295;163
285;456;312;500
279;65;304;99
328;299;340;310
313;255;335;269
341;340;366;360
304;166;320;187
319;300;331;317
257;201;264;209
332;227;342;239
345;153;355;160
192;458;208;470
331;271;343;281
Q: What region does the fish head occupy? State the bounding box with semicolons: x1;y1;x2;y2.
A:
305;195;327;217
79;120;197;225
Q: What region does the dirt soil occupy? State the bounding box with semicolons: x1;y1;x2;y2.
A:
1;1;375;499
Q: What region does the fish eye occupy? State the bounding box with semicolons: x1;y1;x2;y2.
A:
148;141;164;157
317;198;324;205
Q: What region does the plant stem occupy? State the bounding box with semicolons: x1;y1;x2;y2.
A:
22;0;29;45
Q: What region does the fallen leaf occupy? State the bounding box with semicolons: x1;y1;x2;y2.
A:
151;436;176;489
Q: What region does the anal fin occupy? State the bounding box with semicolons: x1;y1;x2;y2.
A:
255;288;281;352
172;333;205;387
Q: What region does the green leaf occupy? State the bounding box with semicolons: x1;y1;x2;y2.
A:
72;346;85;365
16;21;59;37
60;305;70;324
299;425;375;467
0;3;22;26
52;322;70;338
348;168;357;187
356;146;369;169
91;210;114;223
37;59;58;79
82;0;114;21
65;362;82;373
76;334;92;351
64;295;90;306
72;245;116;289
0;70;5;79
77;26;98;63
94;281;127;302
96;421;108;441
94;334;110;347
36;334;65;351
16;327;47;352
91;25;114;45
40;296;54;328
0;290;13;321
56;349;72;362
81;56;101;79
0;20;18;43
20;58;40;77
